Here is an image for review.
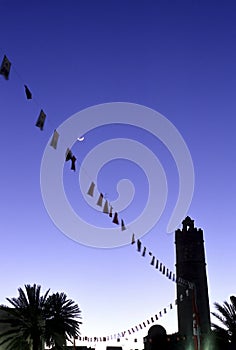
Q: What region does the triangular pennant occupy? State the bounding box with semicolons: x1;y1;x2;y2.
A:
112;212;119;225
71;155;76;171
50;130;59;149
137;239;141;252
0;55;11;80
24;84;32;99
109;205;113;217
87;182;95;196
103;200;109;214
155;259;159;269
65;148;72;161
131;233;135;244
142;247;146;257
150;256;155;266
96;193;103;207
35;109;46;130
121;219;126;231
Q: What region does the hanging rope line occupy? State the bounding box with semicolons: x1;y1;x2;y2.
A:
1;50;194;341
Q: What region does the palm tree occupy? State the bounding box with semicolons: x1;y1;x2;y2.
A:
211;295;236;347
0;284;82;350
44;292;82;349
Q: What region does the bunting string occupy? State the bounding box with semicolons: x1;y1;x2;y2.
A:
1;50;194;343
77;287;191;343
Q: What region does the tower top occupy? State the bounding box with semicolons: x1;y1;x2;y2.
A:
182;216;194;231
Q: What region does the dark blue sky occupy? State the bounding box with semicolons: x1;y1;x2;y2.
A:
0;0;236;347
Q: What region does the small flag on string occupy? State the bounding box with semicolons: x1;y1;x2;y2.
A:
0;55;11;80
135;326;139;331
50;129;59;149
103;337;106;342
162;265;166;275
155;314;158;320
170;303;173;310
142;247;146;257
121;219;126;231
109;205;113;217
87;182;95;196
96;193;103;207
128;330;131;335
155;259;159;269
143;322;146;327
166;268;169;278
137;239;141;252
149;251;152;256
159;311;162;317
35;109;46;130
131;233;135;244
186;289;189;297
164;308;167;314
151;317;154;323
169;271;172;280
65;148;76;171
159;263;162;272
112;212;119;225
147;320;150;325
71;155;76;171
139;324;142;330
172;273;176;282
150;256;155;266
103;200;109;214
24;84;32;99
65;148;72;161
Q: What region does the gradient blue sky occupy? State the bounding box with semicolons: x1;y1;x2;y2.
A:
0;0;236;348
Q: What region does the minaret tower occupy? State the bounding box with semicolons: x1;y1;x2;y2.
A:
175;216;211;341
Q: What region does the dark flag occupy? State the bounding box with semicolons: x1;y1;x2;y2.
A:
35;109;46;130
24;84;32;99
0;55;11;80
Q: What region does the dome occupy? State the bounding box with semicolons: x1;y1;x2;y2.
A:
148;325;167;338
